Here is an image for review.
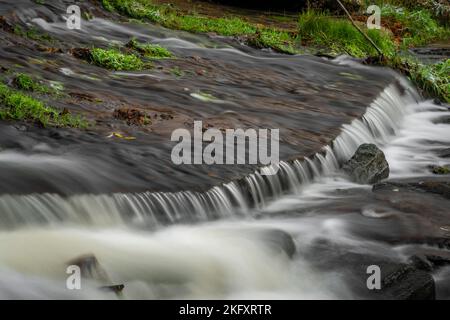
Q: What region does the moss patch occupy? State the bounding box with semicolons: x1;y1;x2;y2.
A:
90;48;145;70
126;38;173;58
13;25;53;43
0;83;87;128
14;73;53;94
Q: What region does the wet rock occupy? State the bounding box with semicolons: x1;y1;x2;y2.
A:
0;16;14;33
436;148;450;158
433;115;450;124
305;240;435;299
69;47;92;61
245;229;296;258
66;254;109;281
260;229;296;258
373;180;450;200
342;144;389;184
67;254;125;296
381;264;435;300
409;255;433;272
114;108;150;126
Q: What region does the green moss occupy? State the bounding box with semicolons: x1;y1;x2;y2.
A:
14;73;52;94
170;66;184;77
248;29;298;54
298;10;395;57
126;38;173;58
0;84;88;128
13;25;53;42
410;59;449;103
167;15;256;36
90;48;145;70
431;165;450;174
101;0;164;22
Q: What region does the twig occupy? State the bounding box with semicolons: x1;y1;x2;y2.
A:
336;0;384;56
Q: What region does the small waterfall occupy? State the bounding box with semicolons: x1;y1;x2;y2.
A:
0;77;422;229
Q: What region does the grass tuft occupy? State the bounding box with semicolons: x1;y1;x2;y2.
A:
0;84;88;128
298;10;395;57
90;48;145;70
383;56;449;103
14;73;52;94
126;38;173;58
102;0;164;22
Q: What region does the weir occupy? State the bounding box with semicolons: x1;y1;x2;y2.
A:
0;77;420;229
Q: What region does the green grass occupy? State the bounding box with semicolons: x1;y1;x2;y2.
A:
364;0;450;26
170;66;184;77
102;0;164;22
410;59;449;103
126;38;173;58
298;10;395;57
0;84;88;128
14;73;52;94
248;29;297;54
381;4;450;47
384;56;449;102
90;48;145;70
102;0;298;54
167;15;256;36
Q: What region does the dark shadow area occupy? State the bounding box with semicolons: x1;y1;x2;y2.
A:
204;0;307;11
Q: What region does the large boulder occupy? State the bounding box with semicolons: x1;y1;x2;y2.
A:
343;143;389;184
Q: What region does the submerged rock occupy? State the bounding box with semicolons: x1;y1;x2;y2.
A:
373;180;450;200
436;148;450;158
343;144;389;184
430;165;450;175
304;239;436;299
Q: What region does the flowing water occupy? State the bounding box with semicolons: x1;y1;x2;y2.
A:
0;1;449;299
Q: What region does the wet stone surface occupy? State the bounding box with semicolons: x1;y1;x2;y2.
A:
0;0;398;194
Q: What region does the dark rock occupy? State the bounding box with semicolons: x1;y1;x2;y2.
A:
433;115;450;124
261;229;296;258
409;255;433;272
436;148;450;158
100;284;125;294
66;254;109;281
343;144;389;184
304;240;435;299
426;255;450;268
0;16;14;33
114;108;150;126
69;47;92;61
373;181;450;199
247;229;296;258
381;264;435;300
